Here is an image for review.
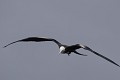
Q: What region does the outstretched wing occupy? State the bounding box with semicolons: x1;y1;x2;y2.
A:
3;37;61;48
80;45;120;67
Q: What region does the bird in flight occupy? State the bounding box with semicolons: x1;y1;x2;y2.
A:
3;37;120;67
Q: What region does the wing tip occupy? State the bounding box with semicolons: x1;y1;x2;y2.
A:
3;40;20;48
3;46;7;48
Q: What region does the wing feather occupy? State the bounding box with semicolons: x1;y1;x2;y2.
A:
3;37;61;48
82;45;120;67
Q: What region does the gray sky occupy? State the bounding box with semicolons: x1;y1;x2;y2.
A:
1;0;120;80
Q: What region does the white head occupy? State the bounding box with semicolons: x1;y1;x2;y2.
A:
59;46;65;53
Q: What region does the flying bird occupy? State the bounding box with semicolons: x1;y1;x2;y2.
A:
3;37;120;67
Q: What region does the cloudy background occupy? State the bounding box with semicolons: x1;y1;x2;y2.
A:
1;0;120;80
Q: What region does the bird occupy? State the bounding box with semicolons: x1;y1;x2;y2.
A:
3;37;120;67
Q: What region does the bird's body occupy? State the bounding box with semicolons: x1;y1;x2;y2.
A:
3;37;120;67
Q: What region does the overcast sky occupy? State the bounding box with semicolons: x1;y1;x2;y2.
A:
1;0;120;80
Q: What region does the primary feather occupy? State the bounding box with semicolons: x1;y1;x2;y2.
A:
81;45;120;67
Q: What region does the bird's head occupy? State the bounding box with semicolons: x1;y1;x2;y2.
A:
59;46;65;53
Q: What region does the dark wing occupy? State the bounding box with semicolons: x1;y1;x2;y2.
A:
3;37;61;48
80;45;120;67
73;51;87;56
